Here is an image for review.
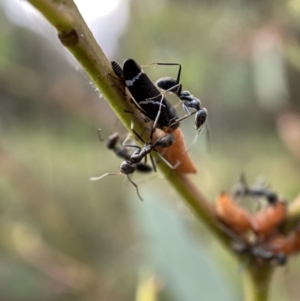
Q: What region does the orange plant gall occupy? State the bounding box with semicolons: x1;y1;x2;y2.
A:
216;192;253;234
252;201;286;238
267;226;300;256
292;226;300;252
155;128;197;174
265;235;295;256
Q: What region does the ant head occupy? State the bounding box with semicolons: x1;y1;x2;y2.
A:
195;108;208;130
155;133;175;148
120;161;136;175
265;191;278;205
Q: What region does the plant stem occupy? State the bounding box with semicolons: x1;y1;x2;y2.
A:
26;1;273;300
243;265;273;301
27;0;228;244
28;0;137;134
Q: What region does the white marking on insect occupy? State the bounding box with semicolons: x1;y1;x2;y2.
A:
139;100;166;107
125;71;143;86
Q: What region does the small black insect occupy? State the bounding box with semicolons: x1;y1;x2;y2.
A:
99;130;153;173
154;63;208;133
233;175;278;205
111;59;180;133
220;223;287;266
90;126;178;201
232;239;287;266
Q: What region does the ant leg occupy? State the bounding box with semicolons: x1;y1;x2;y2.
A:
139;83;182;133
97;129;105;142
127;175;143;201
149;153;157;173
150;83;181;134
165;110;197;132
233;173;249;199
122;138;141;150
182;124;205;155
124;109;150;124
143;83;181;102
182;103;192;115
173;100;183;109
108;72;128;99
131;128;146;144
128;95;146;113
156;152;180;170
143;62;182;85
98;128;120;144
156;63;182;86
181;110;210;155
140;125;153;138
143;155;148;165
152;93;164;132
122;129;143;151
117;86;127;98
122;133;141;149
90;172;120;181
135;174;161;185
109;116;121;135
108;72;123;82
108;72;127;97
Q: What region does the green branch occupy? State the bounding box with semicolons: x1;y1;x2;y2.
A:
243;266;273;301
26;1;275;300
27;0;223;240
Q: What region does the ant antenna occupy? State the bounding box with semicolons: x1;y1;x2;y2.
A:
127;175;143;201
90;172;120;181
181;123;207;156
90;172;143;201
97;129;106;142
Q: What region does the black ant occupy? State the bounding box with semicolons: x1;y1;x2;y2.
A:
99;130;153;173
154;63;208;135
232;238;287;266
231;175;286;239
220;223;287;266
111;59;208;155
233;175;278;205
90;124;178;201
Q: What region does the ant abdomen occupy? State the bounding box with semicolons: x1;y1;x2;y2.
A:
195;109;208;130
156;77;181;94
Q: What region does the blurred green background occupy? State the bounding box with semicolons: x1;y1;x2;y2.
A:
1;0;300;300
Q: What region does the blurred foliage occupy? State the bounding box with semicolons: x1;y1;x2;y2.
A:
1;0;300;300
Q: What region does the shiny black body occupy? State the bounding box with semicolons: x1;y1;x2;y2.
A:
233;176;278;205
221;223;287;266
155;63;207;130
111;59;179;132
106;132;153;173
122;129;176;173
232;240;287;266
